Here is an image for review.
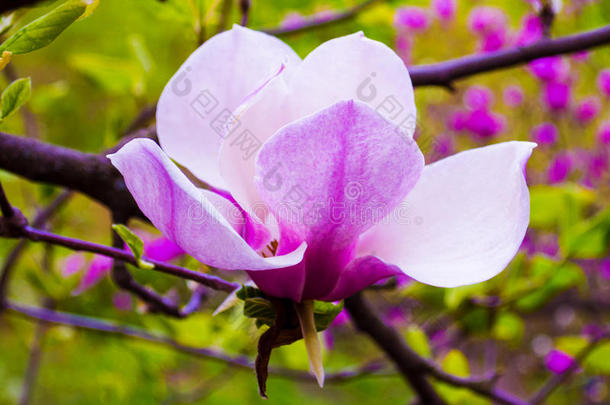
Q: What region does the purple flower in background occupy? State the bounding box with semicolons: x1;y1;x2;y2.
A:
465;109;505;139
543;81;571;111
480;30;506;52
547;153;573;183
431;134;455;160
531;123;558;145
395;35;413;65
600;259;610;280
109;27;535;304
394;7;430;32
464;85;494;110
571;50;589;62
545;350;575;374
468;7;507;35
597;69;610;97
74;254;113;294
529;56;569;82
432;0;455;23
468;7;508;52
516;14;543;46
574;96;600;124
61;252;87;277
113;291;133;311
503;85;524;107
597;121;610;145
447;109;469;131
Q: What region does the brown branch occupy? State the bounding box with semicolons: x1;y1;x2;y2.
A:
261;0;381;36
0;131;145;219
345;292;530;405
345;292;447;405
409;24;610;88
0;0;44;14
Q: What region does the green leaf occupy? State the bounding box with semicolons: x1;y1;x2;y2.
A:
0;0;88;55
442;350;470;378
404;325;432;358
492;311;524;344
111;224;154;270
313;301;342;332
0;77;31;119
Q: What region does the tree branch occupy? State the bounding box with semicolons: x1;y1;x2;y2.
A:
5;300;390;384
409;24;610;88
0;217;239;292
262;0;381;36
344;292;447;405
345;292;530;405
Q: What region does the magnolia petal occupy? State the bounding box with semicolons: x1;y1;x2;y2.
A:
219;31;417;218
322;256;403;302
254;100;424;298
357;141;536;287
156;25;300;190
107;138;306;271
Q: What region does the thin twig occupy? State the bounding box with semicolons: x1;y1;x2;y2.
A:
262;0;381;36
239;0;250;27
4;223;239;292
409;24;610;88
345;292;530;405
5;300;391;384
345;292;447;405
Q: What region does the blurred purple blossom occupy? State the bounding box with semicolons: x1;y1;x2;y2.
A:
547;152;573;183
543;81;571;111
432;0;455;23
113;291;133;311
516;14;543;46
464;85;494;110
465;109;505;139
600;259;610;279
597;121;610;145
574;96;600;124
531;123;558;145
529;56;569;82
503;85;524;107
545;349;575;374
61;252;87;277
394;7;430;32
597;69;610;97
468;7;508;52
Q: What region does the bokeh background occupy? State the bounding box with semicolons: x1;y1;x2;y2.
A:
0;0;609;404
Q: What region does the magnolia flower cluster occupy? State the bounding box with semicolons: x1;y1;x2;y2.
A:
109;26;534;303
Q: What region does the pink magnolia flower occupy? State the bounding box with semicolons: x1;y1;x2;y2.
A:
574;96;600;124
531;123;558;145
432;0;455;23
394;7;430;32
108;27;535;302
